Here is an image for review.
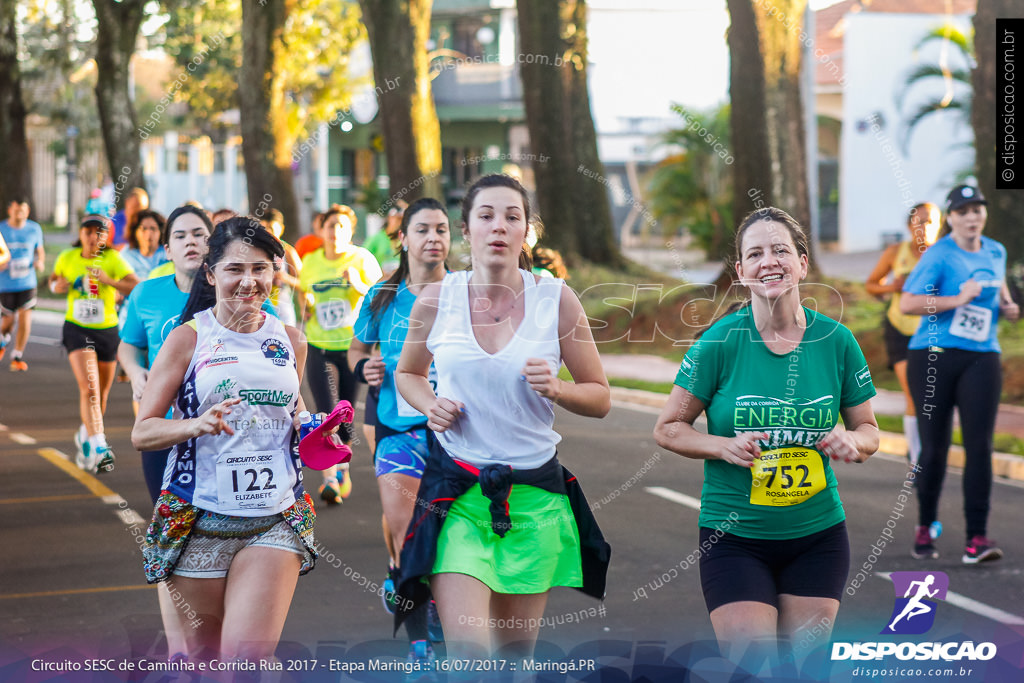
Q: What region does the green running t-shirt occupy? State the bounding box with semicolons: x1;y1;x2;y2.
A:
675;306;876;540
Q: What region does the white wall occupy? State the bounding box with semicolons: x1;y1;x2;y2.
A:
840;12;974;251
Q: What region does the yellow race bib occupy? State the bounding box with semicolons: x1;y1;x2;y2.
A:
749;446;826;507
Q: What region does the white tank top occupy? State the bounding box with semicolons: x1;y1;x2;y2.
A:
426;269;562;468
165;308;303;516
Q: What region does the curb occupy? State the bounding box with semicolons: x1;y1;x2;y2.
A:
609;386;1024;482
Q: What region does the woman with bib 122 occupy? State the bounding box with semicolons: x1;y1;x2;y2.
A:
132;218;317;663
299;204;382;503
900;185;1020;564
654;207;878;666
49;214;139;473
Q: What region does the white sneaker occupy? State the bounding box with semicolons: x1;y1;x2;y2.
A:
74;433;97;473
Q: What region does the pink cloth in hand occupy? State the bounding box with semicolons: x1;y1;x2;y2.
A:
299;400;354;470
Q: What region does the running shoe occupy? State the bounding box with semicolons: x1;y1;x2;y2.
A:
0;334;9;361
74;433;97;473
338;467;353;498
95;445;115;473
426;599;444;643
911;525;938;559
405;640;437;683
319;479;343;505
962;536;1003;565
9;358;27;371
382;565;400;614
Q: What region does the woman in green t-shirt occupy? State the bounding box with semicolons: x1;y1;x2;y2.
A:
49;215;139;473
654;207;879;665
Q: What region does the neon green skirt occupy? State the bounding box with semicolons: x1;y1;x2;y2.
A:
432;483;583;593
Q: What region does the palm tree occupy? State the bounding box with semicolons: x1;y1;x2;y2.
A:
647;104;733;260
896;22;975;177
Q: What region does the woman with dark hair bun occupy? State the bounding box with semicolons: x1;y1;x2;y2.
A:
132;217;317;664
395;174;611;661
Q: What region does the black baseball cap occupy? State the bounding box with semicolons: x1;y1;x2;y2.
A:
80;214;111;229
945;185;987;213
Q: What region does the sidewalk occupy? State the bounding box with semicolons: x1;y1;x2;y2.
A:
600;353;1024;481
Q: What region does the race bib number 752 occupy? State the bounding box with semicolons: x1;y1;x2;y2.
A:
749;446;826;507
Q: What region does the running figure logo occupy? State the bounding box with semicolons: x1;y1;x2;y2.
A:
882;571;949;635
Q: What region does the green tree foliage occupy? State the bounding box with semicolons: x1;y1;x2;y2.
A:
19;0;102;158
647;104;733;259
161;0;366;144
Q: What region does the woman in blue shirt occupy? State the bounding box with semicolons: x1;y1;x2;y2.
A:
901;185;1020;564
349;197;450;665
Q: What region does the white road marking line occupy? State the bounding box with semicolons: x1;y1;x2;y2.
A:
9;433;37;444
611;400;663;415
645;486;701;511
27;335;62;346
876;572;1024;626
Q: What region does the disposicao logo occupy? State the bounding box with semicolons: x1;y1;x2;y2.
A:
883;571;947;635
831;571;997;663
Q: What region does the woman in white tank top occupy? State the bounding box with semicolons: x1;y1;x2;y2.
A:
396;174;611;660
132;218;315;664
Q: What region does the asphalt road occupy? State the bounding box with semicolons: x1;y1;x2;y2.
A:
2;311;1024;682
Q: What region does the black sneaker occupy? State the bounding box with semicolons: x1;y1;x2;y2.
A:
426;599;444;643
963;536;1003;565
912;525;938;559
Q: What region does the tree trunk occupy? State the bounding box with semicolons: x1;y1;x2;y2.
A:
92;0;147;205
358;0;442;203
0;0;31;203
240;0;300;237
517;0;621;267
725;0;813;279
726;0;772;275
973;0;1024;270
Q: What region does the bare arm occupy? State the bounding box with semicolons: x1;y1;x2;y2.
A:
818;400;878;464
0;234;9;269
396;282;463;432
348;337;385;386
35;244;45;272
864;244;900;299
653;385;767;468
1001;283;1020;322
92;267;139;297
900;280;982;315
275;245;303;291
117;341;150;402
285;324;309;417
132;324;241;450
522;283;610;418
